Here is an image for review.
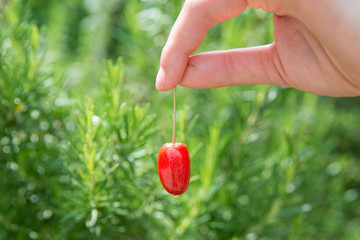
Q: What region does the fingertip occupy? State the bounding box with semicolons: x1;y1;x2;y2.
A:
156;67;177;91
156;56;188;91
155;67;165;90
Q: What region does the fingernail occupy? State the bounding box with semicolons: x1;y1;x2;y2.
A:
156;67;165;90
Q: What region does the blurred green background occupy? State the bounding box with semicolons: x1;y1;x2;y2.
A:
0;0;359;239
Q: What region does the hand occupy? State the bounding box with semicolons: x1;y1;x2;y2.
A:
155;0;360;97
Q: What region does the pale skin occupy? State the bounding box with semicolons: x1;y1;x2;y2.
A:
155;0;360;97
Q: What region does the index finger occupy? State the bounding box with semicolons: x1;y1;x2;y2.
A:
156;0;247;91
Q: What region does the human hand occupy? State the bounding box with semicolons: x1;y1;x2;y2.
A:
155;0;360;97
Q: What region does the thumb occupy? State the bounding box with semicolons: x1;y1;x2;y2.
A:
155;0;247;91
179;44;289;89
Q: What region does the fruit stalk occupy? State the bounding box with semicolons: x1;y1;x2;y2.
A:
172;87;176;144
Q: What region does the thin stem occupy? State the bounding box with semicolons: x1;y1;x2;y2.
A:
172;87;176;144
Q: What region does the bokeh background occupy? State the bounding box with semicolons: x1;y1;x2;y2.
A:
0;0;359;239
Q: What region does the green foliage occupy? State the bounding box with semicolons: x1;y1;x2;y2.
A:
0;0;359;239
60;59;158;239
0;0;66;238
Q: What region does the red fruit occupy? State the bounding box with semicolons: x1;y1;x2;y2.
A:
157;142;190;195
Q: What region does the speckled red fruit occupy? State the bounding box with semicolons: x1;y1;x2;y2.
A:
157;143;190;195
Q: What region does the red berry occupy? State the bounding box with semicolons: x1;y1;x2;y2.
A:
157;142;190;195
